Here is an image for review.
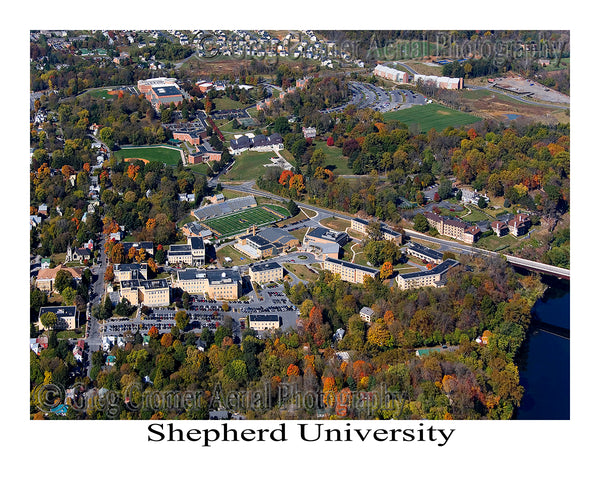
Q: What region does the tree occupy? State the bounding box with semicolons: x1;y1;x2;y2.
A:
413;213;429;233
326;136;335;147
287;199;300;217
477;196;488;209
104;264;114;282
175;310;190;331
61;286;77;306
54;269;74;293
40;311;58;330
380;261;393;280
273;116;291;135
433;192;441;203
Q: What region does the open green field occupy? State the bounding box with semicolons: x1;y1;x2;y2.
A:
283;263;319;283
87;88;114;99
216;245;254;266
383;104;481;132
202;205;289;237
311;140;353;175
320;216;351;231
222;150;276;181
213;97;252;111
113;145;184;166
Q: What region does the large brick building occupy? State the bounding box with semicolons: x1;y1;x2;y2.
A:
422;212;479;244
249;261;284;284
373;64;409;84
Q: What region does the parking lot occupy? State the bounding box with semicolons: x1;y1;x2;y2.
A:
100;283;299;339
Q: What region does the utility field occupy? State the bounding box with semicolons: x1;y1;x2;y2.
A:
113;146;184;166
202;205;289;237
383;104;481;132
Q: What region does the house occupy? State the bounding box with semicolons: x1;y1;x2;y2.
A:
37;306;78;331
178;193;196;203
463;226;482;244
507;214;531;237
359;306;375;323
491;221;509;237
302;126;316;139
40;258;51;269
38;203;48;216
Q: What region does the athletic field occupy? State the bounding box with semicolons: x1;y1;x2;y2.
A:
383;104;481;132
113;145;184;166
202;205;289;237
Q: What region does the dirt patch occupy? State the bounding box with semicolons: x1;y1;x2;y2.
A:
124;157;149;164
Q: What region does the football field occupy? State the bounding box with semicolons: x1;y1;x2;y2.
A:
202;205;289;237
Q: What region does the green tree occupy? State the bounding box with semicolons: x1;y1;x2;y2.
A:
61;286;77;306
413;213;429;233
175;310;190;331
40;311;58;330
287;199;300;217
478;196;488;209
54;269;74;293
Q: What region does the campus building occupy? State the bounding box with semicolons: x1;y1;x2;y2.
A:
507;214;531;237
188;141;222;164
235;227;299;260
405;242;444;265
322;258;379;284
396;259;459;290
35;265;83;293
423;212;479;244
373;64;409;84
350;217;403;244
172;268;242;300
491;220;509;237
113;263;148;282
247;314;281;331
166;237;205;266
413;74;463;89
304;227;349;246
37;306;78;331
119;278;170;306
249;261;284;284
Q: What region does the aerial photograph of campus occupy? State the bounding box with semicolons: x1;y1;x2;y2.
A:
29;29;570;422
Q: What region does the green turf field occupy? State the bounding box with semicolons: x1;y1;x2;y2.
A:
202;205;289;237
113;146;184;166
383;104;481;132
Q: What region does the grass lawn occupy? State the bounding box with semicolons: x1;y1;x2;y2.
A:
283;263;319;283
203;205;288;237
311;140;353;175
216;245;254;266
458;206;494;222
57;330;85;339
222;150;275;181
188;163;212;175
213;97;251;111
476;233;519;252
383;104;481;132
277;210;308;227
395;265;421;274
289;227;309;242
113;145;183;166
320;216;351;231
87;88;114;99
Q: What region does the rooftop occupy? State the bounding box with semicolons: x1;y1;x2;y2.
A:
250;261;282;272
398;259;459;280
324;257;379;274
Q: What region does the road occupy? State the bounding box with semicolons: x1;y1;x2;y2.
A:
222;181;570;279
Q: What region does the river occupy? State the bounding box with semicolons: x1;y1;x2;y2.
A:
516;276;570;419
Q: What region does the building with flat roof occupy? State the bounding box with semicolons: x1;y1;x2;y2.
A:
351;217;403;244
120;241;154;257
172;268;242;300
37;306;78;331
247;314;281;331
148;85;183;109
396;259;459;291
304;227;349;246
119;278;170;306
249;261;284;284
113;263;148;282
405;242;444;265
137;77;177;94
166;237;205;266
323;258;379;284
